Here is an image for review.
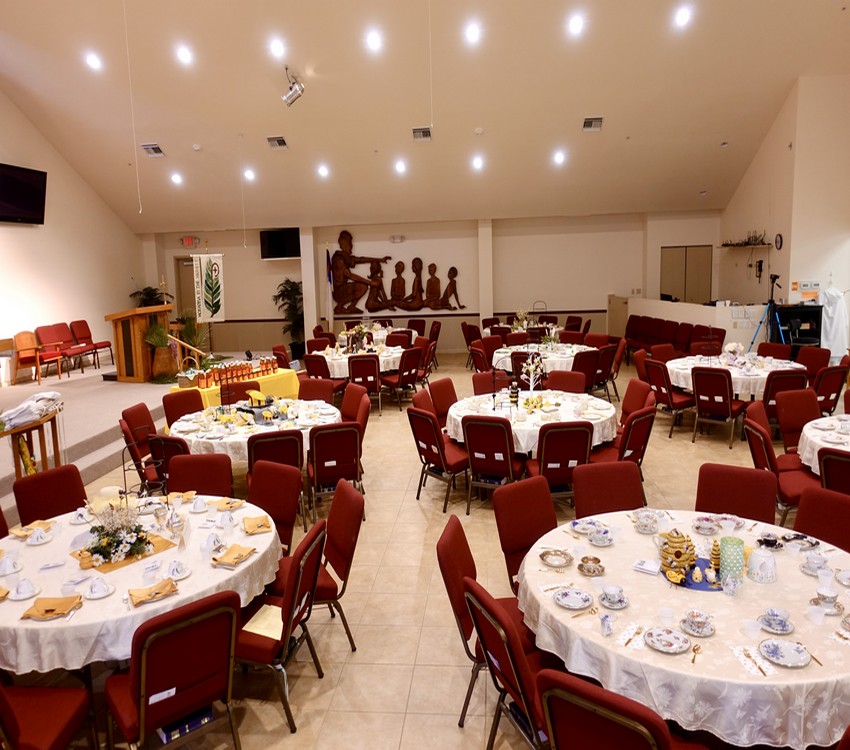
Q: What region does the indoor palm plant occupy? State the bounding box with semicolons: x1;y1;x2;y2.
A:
272;279;305;360
144;321;178;380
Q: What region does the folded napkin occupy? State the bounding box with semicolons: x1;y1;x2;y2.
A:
9;520;54;539
243;515;272;535
212;544;256;568
0;587;8;602
128;578;178;607
211;498;245;512
20;595;82;621
167;490;196;503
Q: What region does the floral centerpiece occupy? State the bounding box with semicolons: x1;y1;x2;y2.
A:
513;308;528;331
722;341;745;365
84;498;153;567
349;324;367;351
522;351;545;392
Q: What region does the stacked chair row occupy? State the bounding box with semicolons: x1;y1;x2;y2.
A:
11;320;112;384
625;314;725;360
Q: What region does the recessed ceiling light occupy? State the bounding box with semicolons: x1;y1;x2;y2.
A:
243;169;256;181
553;150;567;166
85;52;103;70
673;6;692;28
720;141;730;148
394;159;407;175
317;164;330;178
567;14;585;37
471;155;484;171
170;173;183;185
366;30;382;52
176;45;193;65
465;22;481;45
699;190;708;197
269;39;285;59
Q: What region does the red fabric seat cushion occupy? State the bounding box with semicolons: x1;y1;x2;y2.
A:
3;686;90;750
778;469;821;507
314;565;339;602
776;453;804;472
442;438;469;473
589;444;619;463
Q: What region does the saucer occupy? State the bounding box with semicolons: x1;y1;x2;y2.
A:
599;594;629;610
539;549;573;568
84;583;116;600
578;562;605;577
589;535;614;548
8;585;41;601
810;597;844;616
680;619;715;638
800;562;830;577
757;614;794;635
169;567;192;581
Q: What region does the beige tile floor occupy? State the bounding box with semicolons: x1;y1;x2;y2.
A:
38;353;823;748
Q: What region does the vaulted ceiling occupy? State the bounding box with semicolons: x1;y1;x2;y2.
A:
2;1;849;234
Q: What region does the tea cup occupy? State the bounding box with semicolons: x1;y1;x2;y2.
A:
685;609;712;632
806;553;827;572
719;520;737;535
192;496;207;513
693;518;718;535
589;528;611;546
602;584;624;605
817;588;839;606
759;533;780;548
763;607;790;630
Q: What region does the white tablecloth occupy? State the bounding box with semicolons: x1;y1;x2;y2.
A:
169;401;341;463
518;510;850;750
666;355;806;400
337;328;412;347
445;390;617;455
317;346;404;379
492;344;594;374
0;502;280;673
797;416;850;475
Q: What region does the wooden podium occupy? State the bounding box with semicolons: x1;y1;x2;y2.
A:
104;304;173;382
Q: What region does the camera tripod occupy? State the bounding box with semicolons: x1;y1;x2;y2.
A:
748;274;785;352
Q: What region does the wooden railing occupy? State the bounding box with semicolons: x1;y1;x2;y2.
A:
167;334;205;370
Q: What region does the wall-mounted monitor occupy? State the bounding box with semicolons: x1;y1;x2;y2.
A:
0;163;47;225
260;227;301;259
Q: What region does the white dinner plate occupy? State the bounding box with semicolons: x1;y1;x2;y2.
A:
84;582;116;600
759;639;811;668
644;627;690;654
553;588;593;611
569;519;603;535
8;585;41;601
539;549;573;568
812;422;836;431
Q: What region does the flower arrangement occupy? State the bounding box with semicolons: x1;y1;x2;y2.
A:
522;351;545;392
85;498;153;566
513;308;528;330
724;341;744;356
349;324;367;350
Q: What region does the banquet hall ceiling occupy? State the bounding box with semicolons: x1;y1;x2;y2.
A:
1;1;849;234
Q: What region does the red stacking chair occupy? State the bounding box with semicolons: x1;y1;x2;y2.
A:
246;429;304;485
463;577;551;750
481;335;503;368
0;508;7;539
36;323;93;374
745;401;803;472
314;480;365;652
162;388;204;427
761;369;809;425
583;333;610;349
306;337;328;354
757;342;792;359
590;344;618;400
167;454;233;497
694;463;777;524
416;340;438;388
672;322;693;356
481;316;500;329
472;371;512;395
122;402;156;463
691;367;747;448
645;358;695;438
573;462;646;518
220;379;260;406
147;434;190;493
237;521;326;734
493;476;557;592
272;344;294;369
813;364;849;415
545;370;586;393
570;349;599;393
590;405;656;471
618;380;653;432
633;348;649;382
795;346;831;386
408;406;470;512
120;418;160;493
339;382;367;422
537;669;710;750
302;354;348;398
819;447;850;496
526;326;547;344
775;389;820;453
559;330;584;345
0;684;96;750
385;331;411;348
649;343;677;363
348;353;382;415
743;418;820;526
12;330;64;383
581;319;591;335
380;347;422;410
411;388;436;413
795;486;850;552
564;316;582;331
70;318;113;367
428;377;458;429
607;337;628;400
407;318;426;337
104;591;241;750
247;460;303;553
436;516;537;728
428;320;442;368
525;422;593;505
298;377;335;404
13;463;87;527
506;331;528;346
537;314;558;326
469;345;490;374
307;423;363;520
490;325;511;346
462;415;525;509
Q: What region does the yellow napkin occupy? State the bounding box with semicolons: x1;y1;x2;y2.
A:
243;515;272;535
128;578;178;607
210;498;245;512
9;520;54;539
20;595;82;621
212;544;256;568
0;588;8;602
167;490;196;503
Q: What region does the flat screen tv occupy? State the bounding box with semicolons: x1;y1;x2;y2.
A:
260;227;301;259
0;163;47;225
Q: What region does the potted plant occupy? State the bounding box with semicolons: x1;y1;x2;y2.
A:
272;279;305;360
144;321;178;381
130;286;174;308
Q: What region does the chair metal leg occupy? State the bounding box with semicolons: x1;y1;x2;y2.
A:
268;663;297;733
415;464;427;500
106;711;116;750
442;477;453;513
485;696;505;750
333;601;357;652
459;660;484;727
227;703;243;750
301;624;324;678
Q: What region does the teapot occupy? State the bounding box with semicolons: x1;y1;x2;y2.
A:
747;547;777;584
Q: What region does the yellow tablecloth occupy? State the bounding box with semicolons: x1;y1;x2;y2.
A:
168;369;299;407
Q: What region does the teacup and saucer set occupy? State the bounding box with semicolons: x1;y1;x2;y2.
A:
633;509;659;535
810;587;844;616
758;607;794;635
756;532;783;550
588;527;613;547
680;609;714;637
800;552;830;577
691;515;719;536
578;556;605;577
598;584;628;610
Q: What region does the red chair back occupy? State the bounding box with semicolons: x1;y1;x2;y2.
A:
813;365;849;415
167;454;233;496
775;389;820;452
407;319;426;337
620;380;652;427
795;487;850;551
408;406;452;472
470;346;490;374
121;402;156;459
570;349;599;392
573;462;645;518
692;367;737;419
411;388;436;413
819;447;850;496
649;343;676;363
13;464;87;526
272;345;292;368
428;320;441;344
743;418;779;475
490;325;510;345
0;508;7;539
506;331;528;346
633;349;649;382
757;342;792;359
391;347;422;390
461;415;519;482
436;516;477;641
558;330;584;345
538;314;558;326
481;335;503;367
533;422;593;488
592;344;617;392
340;382;367;421
545;370;586;393
385;332;410;348
762;369;810;422
220;380;260;406
298;378;334;404
616;405;656;465
148;434;190;486
162;389;204;427
564;315;582;331
302;353;333;379
348;354;381;395
323;480;365;587
745;400;772;434
581;319;591;335
583;333;609;349
308;423;362;488
644;359;678;409
306;338;328;354
511;351;533;389
672;322;693;353
282;520;326;636
526;326;547;343
795;346;831;384
481;317;499;329
247;461;302;554
247;429;304;473
695;463;777;524
428;377;458;428
471;372;512;394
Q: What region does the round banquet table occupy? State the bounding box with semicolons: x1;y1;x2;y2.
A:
317;345;404;379
666;355;806;400
797;415;850;475
445;390;617;456
169;400;341;463
337;328;411;347
491;343;594;374
517;509;850;750
0;501;280;673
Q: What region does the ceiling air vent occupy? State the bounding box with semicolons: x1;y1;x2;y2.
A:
412;127;432;142
582;117;603;132
140;143;165;157
266;135;288;150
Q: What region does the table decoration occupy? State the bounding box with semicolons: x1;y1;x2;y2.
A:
521;351;545;392
656;529;696;583
719;537;745;582
243;516;272;535
20;595;82;621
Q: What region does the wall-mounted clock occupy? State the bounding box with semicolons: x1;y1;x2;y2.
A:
774;233;783;250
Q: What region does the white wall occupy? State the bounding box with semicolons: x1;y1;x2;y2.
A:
0;89;144;341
